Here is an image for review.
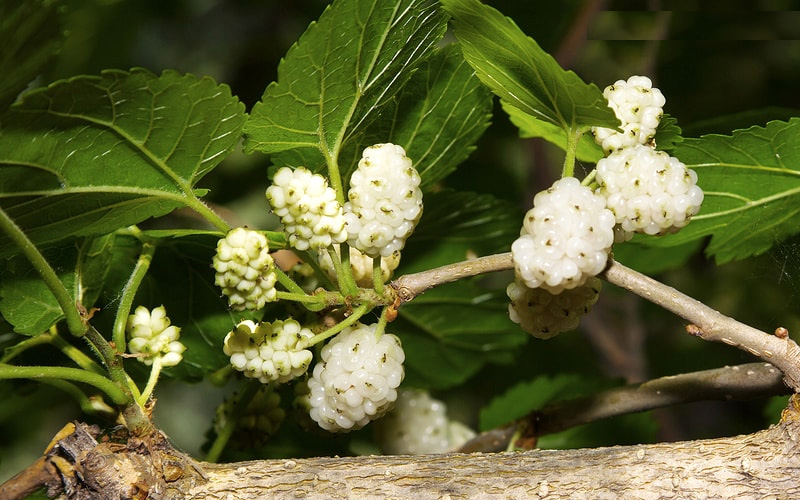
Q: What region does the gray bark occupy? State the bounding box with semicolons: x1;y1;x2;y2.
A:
6;414;800;500
189;418;800;500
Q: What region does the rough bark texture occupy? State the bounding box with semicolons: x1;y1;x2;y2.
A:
190;421;800;499
6;413;800;500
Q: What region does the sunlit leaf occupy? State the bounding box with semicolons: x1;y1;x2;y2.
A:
0;69;245;256
502;101;603;163
243;0;447;166
442;0;618;134
353;44;493;188
643;118;800;263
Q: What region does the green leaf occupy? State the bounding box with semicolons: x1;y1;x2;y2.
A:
243;0;447;164
0;69;245;256
648;118;800;263
0;0;62;112
653;114;683;152
442;0;618;134
612;238;702;275
404;189;520;269
267;44;493;189
502;101;603;163
353;44;493;188
0;236;113;335
479;374;583;431
396;280;525;389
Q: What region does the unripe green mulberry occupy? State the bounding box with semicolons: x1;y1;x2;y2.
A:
223;319;314;384
213;227;277;311
126;305;186;366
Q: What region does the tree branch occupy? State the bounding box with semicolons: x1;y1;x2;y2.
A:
602;258;800;391
390;252;800;391
8;411;800;500
190;408;800;499
389;253;513;303
460;362;789;453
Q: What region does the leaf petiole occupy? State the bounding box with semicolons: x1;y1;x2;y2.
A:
0;207;85;337
299;303;371;349
0;363;129;405
112;235;156;353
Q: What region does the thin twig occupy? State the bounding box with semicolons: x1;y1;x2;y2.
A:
391;253;800;390
389;253;513;303
459;362;789;453
602;258;800;391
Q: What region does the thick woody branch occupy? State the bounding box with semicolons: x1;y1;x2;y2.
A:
192;409;800;500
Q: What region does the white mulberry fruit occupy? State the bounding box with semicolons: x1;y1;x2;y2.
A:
596;144;704;241
592;75;666;154
344;143;423;258
223;318;314;384
507;277;602;339
512;177;615;294
266;167;347;251
375;389;476;455
308;322;405;432
126;305;186;367
213;227;277;311
318;245;401;288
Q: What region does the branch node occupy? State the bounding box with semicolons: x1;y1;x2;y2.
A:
685;324;704;337
775;327;790;339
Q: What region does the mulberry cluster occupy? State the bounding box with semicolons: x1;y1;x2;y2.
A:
592;75;666;154
375;389;476;455
511;177;615;294
596;144;704;241
344;144;423;258
307;322;405;432
266;167;347;251
213;227;277;311
223;319;314;384
126;305;186;367
507;277;602;339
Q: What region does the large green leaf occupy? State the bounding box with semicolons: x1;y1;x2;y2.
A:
441;0;618;135
0;0;62;112
269;44;493;189
646;118;800;263
356;44;493;188
396;280;525;389
0;69;245;257
403;189;520;270
0;235;113;336
243;0;447;164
